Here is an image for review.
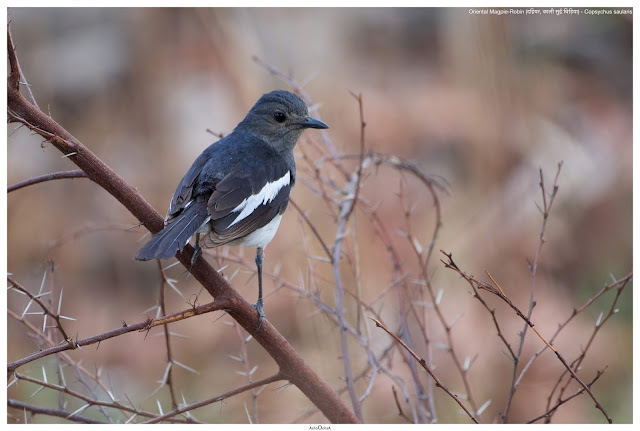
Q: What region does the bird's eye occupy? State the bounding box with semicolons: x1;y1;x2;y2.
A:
274;111;286;123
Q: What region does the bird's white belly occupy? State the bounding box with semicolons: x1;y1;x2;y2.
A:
230;214;283;249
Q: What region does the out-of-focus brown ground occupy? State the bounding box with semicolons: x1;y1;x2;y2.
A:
7;8;632;424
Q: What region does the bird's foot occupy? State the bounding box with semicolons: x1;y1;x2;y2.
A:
253;299;265;332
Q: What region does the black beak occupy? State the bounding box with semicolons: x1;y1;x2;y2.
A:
302;116;329;129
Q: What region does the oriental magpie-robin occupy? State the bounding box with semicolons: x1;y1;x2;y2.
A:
135;90;328;330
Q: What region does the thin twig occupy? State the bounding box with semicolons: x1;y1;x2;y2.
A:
370;317;479;424
515;273;631;391
142;373;284;424
332;168;365;422
544;274;627;422
527;368;606;424
156;261;178;409
289;198;333;260
7;25;40;109
8;170;87;193
502;162;563;422
8;275;73;345
442;255;516;361
8;399;105;424
441;252;613;424
392;386;412;423
13;373;194;423
233;321;260;423
8;299;230;374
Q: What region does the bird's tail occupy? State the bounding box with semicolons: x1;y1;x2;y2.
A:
135;200;209;261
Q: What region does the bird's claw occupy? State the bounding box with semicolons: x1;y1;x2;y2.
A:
253;300;265;332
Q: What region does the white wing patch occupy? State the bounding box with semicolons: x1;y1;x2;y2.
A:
228;171;290;227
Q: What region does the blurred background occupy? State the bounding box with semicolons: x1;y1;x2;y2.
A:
7;7;632;424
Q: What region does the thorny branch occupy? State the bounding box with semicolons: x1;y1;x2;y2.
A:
143;373;284;424
8;399;106;424
219;252;422;424
156;261;178;409
232;321;261;423
370;317;479;424
399;185;479;418
514;273;631;395
503;162;563;422
8;297;231;374
544;273;628;422
8;275;74;347
527;368;607;424
327;92;368;422
7;27;358;424
9;26;628;425
12;372;196;424
441;251;620;424
8;170;88;193
8;305;133;420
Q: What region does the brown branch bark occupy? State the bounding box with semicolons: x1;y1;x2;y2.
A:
8;170;88;193
7;29;357;424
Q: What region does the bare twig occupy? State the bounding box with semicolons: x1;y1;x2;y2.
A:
13;373;195;423
8;299;230;374
502;162;562;422
8;275;73;345
331;161;365;422
8;170;88;193
289;198;333;260
367;206;433;422
441;252;614;424
156;261;178;409
392;386;412;423
8;399;105;424
233;321;260;423
440;252;516;362
515;273;631;393
527;368;607;424
544;274;628;422
7;24;39;109
8;304;129;416
405;228;478;416
370;317;479;424
143;373;284;424
220;247;423;423
46;222;142;256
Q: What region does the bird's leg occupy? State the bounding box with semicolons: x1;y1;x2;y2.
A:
187;233;202;278
253;247;265;331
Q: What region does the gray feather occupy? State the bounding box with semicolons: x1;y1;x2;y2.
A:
135;199;209;260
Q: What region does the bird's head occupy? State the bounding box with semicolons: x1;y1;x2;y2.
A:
239;90;328;151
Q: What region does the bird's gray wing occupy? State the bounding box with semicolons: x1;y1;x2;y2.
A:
165;145;220;224
203;163;291;246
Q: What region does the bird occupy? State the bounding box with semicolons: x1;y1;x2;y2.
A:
135;90;328;330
